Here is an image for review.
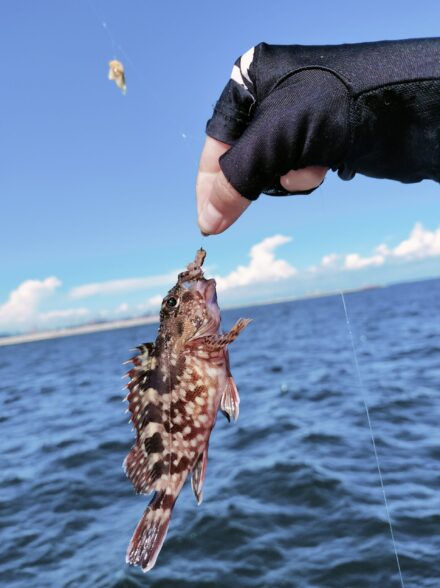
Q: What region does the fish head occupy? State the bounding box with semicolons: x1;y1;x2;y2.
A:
158;249;220;344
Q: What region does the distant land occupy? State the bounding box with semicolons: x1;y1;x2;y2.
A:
0;275;437;347
0;284;381;348
0;316;159;347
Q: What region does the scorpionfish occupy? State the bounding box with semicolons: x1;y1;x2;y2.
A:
124;249;250;572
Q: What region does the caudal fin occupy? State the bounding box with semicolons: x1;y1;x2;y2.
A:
126;490;175;572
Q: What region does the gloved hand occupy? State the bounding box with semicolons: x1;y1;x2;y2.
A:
197;38;440;234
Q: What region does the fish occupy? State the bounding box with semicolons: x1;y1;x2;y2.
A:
108;59;126;94
123;248;250;572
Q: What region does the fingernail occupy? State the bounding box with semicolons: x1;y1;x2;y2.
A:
198;202;223;235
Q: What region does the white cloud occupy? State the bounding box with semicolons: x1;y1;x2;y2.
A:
70;272;176;299
0;277;61;330
0;277;93;332
39;308;89;322
111;295;163;318
344;252;385;270
3;224;438;335
375;243;391;257
116;294;163;315
317;223;440;273
143;294;163;308
216;235;297;292
321;253;340;269
70;237;296;306
135;295;163;312
391;222;440;260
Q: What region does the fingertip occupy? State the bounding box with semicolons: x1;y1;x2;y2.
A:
198;200;225;235
280;166;328;193
198;171;251;235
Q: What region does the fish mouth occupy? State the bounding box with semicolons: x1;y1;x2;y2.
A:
200;279;217;305
195;278;220;334
195;278;217;305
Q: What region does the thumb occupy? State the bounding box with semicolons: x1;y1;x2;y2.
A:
196;137;251;235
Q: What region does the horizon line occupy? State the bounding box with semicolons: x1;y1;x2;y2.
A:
0;273;438;348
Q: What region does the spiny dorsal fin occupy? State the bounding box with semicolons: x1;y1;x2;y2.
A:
124;341;167;494
125;342;156;429
130;342;154;370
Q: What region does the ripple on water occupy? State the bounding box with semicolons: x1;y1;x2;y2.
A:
234;461;342;508
302;431;343;445
40;385;56;394
1;279;440;587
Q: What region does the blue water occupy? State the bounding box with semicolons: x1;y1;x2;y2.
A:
1;278;439;588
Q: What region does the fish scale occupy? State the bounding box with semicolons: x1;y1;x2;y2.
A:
123;249;250;572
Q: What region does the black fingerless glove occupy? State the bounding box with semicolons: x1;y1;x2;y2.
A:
206;38;440;200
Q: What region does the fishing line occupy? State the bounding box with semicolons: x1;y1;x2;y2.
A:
86;0;192;142
340;292;405;588
86;0;118;58
86;0;149;87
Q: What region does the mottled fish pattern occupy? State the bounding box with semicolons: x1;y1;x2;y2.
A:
124;249;250;572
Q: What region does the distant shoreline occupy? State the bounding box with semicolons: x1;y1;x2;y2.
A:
1;275;438;348
0;316;159;347
0;285;381;348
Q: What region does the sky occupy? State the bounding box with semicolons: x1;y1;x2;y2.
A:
1;0;440;334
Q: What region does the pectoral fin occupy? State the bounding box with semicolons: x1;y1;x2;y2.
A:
188;318;251;354
209;318;251;349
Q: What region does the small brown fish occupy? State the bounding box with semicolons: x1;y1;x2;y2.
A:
108;59;126;94
124;249;250;572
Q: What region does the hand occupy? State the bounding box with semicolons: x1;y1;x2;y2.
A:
195;42;340;235
197;137;327;235
196;39;440;235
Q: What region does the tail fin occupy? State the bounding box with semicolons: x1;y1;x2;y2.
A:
126;490;175;572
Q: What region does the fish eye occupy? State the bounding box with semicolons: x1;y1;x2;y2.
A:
166;296;178;308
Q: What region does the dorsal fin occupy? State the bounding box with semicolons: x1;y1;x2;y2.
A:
132;342;154;369
125;342;156;424
123;342;167;494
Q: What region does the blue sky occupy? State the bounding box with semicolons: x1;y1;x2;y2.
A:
1;0;440;333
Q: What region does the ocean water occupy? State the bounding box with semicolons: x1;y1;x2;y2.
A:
1;278;439;588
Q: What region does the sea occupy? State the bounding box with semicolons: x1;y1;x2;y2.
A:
1;277;439;588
